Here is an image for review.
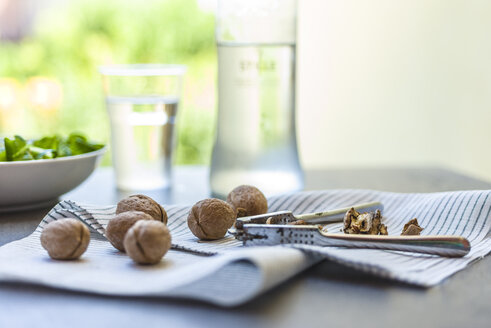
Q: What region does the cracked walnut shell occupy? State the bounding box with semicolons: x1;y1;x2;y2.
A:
116;194;168;224
40;218;90;260
401;218;424;236
187;198;236;240
105;211;153;252
124;220;172;265
343;208;388;235
226;185;268;217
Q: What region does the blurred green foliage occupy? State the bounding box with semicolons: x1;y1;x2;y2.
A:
0;0;216;165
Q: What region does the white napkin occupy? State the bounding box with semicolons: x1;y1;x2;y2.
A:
0;189;489;306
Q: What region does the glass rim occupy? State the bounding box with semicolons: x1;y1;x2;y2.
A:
98;64;187;76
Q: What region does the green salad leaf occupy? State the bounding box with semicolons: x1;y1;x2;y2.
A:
0;133;104;162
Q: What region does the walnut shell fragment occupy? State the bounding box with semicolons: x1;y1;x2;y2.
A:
401;218;424;236
266;216;280;224
40;219;90;260
116;194;168;224
287;220;308;226
105;211;153;252
343;208;388;235
124;220;172;265
226;185;268;217
187;198;236;240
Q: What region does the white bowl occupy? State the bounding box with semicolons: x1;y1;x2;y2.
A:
0;147;106;212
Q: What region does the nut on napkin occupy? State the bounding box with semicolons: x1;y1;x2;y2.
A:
40;218;90;260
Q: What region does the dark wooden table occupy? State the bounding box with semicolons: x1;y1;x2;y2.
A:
1;166;490;328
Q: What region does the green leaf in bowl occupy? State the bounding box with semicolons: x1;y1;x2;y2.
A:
32;135;60;150
4;136;32;161
66;133;104;155
1;134;104;162
29;146;57;160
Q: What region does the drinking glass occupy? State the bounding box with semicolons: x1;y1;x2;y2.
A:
99;64;186;190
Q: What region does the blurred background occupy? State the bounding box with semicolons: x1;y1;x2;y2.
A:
0;0;490;182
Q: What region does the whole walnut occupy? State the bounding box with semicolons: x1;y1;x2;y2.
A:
226;185;268;217
105;211;153;252
116;194;168;224
187;198;236;240
124;220;172;265
40;218;90;260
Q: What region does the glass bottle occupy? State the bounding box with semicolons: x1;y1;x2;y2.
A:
210;0;303;198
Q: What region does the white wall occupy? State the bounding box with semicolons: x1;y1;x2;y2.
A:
297;0;491;182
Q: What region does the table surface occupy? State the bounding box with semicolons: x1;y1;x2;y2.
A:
1;166;490;328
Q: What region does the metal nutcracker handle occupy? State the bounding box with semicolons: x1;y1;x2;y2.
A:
236;225;470;258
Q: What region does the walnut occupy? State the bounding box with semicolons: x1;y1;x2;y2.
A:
343;208;388;235
40;219;90;260
187;198;236;240
401;218;424;236
123;220;172;265
105;211;153;252
226;185;268;217
116;194;168;224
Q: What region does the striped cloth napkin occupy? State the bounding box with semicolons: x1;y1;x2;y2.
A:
0;189;489;306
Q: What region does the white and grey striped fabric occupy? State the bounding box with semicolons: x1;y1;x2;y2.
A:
1;189;490;306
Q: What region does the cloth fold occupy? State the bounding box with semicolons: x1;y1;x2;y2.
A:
0;189;489;306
